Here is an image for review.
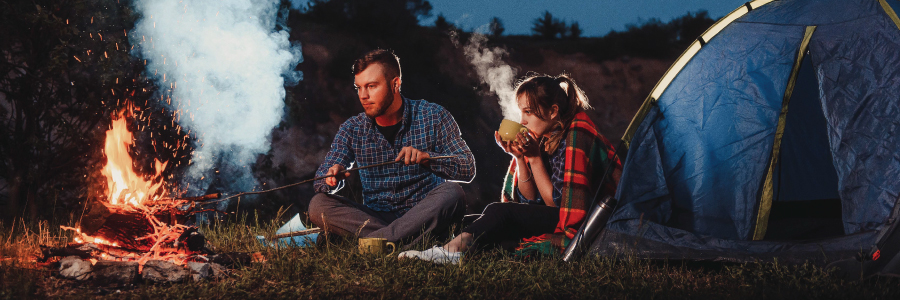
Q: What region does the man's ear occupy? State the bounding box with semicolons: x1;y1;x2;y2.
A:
550;104;559;120
392;77;401;93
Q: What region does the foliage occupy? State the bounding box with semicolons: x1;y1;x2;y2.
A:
301;0;433;38
532;11;566;39
597;10;715;59
0;0;159;221
488;17;505;38
568;22;583;39
433;14;457;33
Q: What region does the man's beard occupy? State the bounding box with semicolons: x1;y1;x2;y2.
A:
365;88;396;118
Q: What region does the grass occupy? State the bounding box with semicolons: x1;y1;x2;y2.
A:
2;215;900;299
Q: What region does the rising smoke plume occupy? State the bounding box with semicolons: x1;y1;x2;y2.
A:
130;0;302;197
453;32;520;122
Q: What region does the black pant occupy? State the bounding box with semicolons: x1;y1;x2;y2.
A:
462;202;559;251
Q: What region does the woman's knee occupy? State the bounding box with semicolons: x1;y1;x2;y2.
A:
481;202;514;217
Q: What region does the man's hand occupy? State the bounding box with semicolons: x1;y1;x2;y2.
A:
325;164;351;187
395;146;431;166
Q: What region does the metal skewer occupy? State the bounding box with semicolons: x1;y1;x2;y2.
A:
195;155;457;205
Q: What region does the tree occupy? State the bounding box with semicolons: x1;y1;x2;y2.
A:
434;14;457;33
568;22;583;39
489;17;505;37
670;10;714;43
0;0;153;220
304;0;433;38
532;11;566;39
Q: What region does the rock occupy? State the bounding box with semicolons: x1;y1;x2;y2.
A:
142;260;189;283
209;263;228;279
187;261;211;282
92;261;139;285
59;256;92;280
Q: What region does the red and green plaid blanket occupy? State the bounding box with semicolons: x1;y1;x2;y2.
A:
501;112;622;255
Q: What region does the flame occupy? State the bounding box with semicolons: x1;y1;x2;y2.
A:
100;113;168;205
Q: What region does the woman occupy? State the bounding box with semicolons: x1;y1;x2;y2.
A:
399;74;621;264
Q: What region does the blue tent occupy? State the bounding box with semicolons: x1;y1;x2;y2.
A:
590;0;900;274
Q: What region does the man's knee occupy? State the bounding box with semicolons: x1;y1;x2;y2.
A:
308;193;336;226
434;182;466;208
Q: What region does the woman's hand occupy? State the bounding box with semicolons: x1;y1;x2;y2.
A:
513;131;541;159
495;131;526;158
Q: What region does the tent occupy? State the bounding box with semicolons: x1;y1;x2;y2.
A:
589;0;900;276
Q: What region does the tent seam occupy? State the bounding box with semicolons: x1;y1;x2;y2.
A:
879;0;900;31
752;25;818;241
732;12;882;27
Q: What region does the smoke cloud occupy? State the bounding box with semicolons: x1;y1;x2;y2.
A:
454;33;520;122
131;0;302;196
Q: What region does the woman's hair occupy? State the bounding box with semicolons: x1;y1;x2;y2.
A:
514;73;592;153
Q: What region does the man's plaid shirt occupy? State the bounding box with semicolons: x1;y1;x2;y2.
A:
314;98;476;213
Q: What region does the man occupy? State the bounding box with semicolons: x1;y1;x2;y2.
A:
308;49;476;245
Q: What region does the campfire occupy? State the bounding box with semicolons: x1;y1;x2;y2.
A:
40;107;245;284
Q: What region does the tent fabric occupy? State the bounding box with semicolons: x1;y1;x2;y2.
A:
592;0;900;262
773;55;840;203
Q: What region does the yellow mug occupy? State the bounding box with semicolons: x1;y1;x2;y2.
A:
358;237;397;255
498;119;528;141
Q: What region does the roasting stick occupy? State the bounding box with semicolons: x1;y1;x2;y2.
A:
198;155;457;205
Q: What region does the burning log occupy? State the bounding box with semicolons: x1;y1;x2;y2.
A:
40;245;92;261
78;200;192;251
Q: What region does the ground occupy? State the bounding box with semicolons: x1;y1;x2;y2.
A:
2;216;900;299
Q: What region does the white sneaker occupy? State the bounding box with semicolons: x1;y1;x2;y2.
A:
398;246;461;264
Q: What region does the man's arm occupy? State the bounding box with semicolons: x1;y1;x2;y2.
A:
314;122;356;193
424;108;476;182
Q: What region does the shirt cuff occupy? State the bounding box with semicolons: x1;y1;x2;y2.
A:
515;186;544;205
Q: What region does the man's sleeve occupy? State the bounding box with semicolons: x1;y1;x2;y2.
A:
314;122;355;193
425;108;476;182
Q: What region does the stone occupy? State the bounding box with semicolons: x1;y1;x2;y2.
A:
187;261;211;282
92;261;139;285
142;260;189;283
209;263;228;280
59;256;92;280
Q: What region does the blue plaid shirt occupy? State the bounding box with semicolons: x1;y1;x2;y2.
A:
314;98;476;213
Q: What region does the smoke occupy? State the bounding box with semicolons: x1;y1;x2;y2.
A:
453;33;520;122
130;0;303;196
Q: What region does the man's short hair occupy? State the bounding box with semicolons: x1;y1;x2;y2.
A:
352;49;402;81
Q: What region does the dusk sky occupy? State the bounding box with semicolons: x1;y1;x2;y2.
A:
423;0;749;36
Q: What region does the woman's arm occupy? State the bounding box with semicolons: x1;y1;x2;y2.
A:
523;156;555;207
509;131;555;206
514;156;537;200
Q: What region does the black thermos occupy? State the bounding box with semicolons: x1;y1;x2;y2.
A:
562;196;618;262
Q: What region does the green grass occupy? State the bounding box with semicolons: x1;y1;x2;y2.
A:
2;215;900;299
